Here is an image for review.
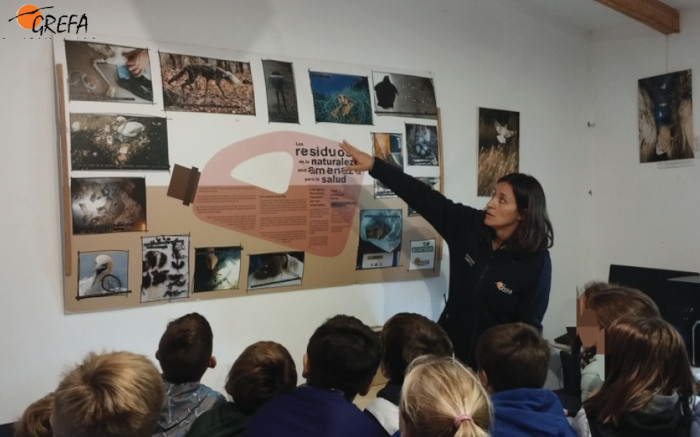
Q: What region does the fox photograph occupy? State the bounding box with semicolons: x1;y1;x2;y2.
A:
64;40;154;103
160;52;255;115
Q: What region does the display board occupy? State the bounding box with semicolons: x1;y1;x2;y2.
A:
53;35;443;313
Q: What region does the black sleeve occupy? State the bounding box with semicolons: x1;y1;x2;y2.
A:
369;158;480;239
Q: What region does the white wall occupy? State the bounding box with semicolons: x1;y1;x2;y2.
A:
0;0;604;422
590;9;700;278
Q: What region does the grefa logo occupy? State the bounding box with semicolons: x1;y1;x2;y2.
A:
9;4;88;36
495;281;513;295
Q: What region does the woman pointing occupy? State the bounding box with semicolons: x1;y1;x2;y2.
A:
340;140;553;367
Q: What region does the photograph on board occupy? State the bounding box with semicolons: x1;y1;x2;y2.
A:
371;132;403;199
77;250;129;299
71;177;147;235
406;123;439;166
193;246;242;292
309;71;373;125
262;59;299;124
70;113;169;170
638;69;693;163
408;177;440;217
65;40;153;103
141;235;190;302
160;52;255;115
247;252;305;290
356;209;402;270
477;107;519;196
372;71;437;118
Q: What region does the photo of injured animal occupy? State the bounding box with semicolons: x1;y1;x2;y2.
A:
356;209;402;270
77;250;129;299
70;113;169;170
193;246;242;292
408;177;440;217
477;107;519;196
141;235;190;302
71;177;147;235
406;123;439;166
263;59;299;124
64;40;153;103
247;252;305;291
160;52;255;115
638;70;694;163
372;132;403;199
372;71;437;119
309;71;373;125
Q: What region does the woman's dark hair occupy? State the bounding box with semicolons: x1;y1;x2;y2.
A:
498;173;553;254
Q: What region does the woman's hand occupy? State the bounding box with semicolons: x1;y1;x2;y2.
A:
340;140;374;172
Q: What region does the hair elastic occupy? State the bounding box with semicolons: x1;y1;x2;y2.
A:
454;414;472;427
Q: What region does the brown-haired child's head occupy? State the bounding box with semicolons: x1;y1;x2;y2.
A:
156;312;216;383
225;341;297;415
475;322;549;393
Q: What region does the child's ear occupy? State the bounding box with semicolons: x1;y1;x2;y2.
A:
477;369;490;391
302;353;310;379
209;356;217;369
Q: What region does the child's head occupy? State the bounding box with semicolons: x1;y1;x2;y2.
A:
584;316;698;425
475;322;549;392
577;282;660;353
304;314;380;400
156;312;215;383
51;351;164;437
400;355;491;437
14;392;55;437
380;312;453;383
225;341;298;415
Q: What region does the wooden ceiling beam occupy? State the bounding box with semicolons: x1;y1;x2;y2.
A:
594;0;680;34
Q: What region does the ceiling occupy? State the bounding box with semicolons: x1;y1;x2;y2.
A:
515;0;700;34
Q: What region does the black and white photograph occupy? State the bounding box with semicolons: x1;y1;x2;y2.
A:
310;71;373;125
70;113;169;170
372;71;437;118
356;209;402;270
77;251;129;299
160;52;255;115
247;252;305;290
65;40;153;103
406;123;439;166
141;235;190;302
638;69;693;163
478;107;519;196
193;246;242;292
372;132;403;199
262;59;299;124
71;177;147;235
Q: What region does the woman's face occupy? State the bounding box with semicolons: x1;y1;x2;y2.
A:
484;182;522;233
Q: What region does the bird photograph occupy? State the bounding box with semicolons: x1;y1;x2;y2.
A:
69;113;169;170
78;251;129;298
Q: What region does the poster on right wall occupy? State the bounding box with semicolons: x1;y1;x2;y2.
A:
638;69;693;163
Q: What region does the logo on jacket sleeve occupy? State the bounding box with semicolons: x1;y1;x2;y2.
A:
496;281;513;295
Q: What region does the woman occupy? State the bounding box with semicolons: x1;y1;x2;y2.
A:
399;355;492;437
573;316;700;436
340;141;553;366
